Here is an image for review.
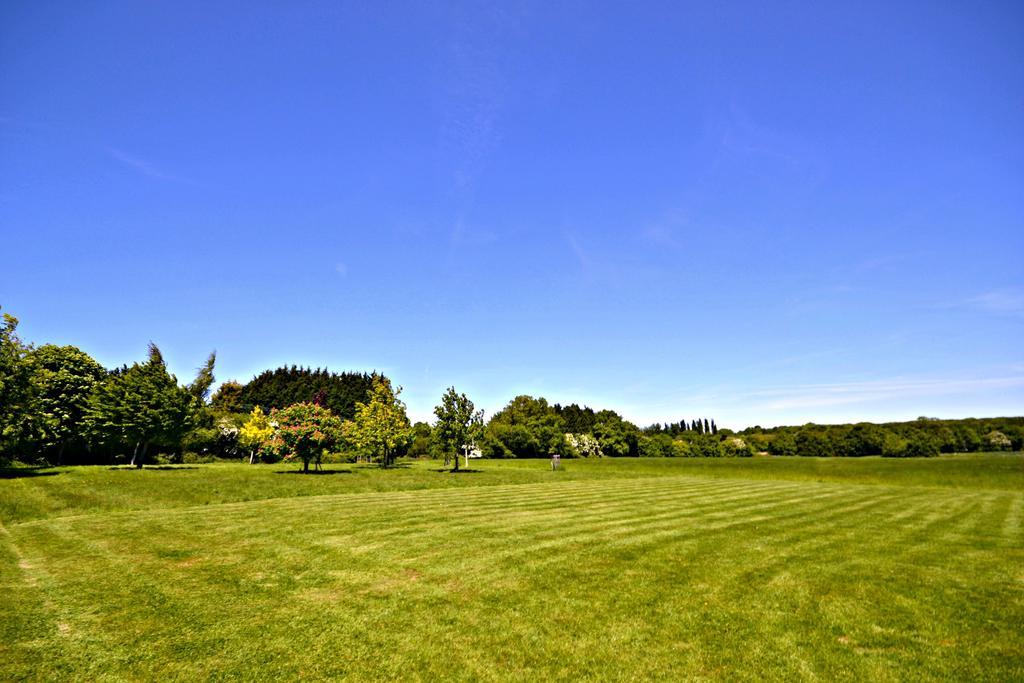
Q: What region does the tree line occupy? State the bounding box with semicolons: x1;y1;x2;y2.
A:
738;418;1023;457
0;308;412;469
1;309;218;466
211;366;376;420
2;306;1021;468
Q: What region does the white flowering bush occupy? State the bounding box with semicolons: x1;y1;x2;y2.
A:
565;432;602;458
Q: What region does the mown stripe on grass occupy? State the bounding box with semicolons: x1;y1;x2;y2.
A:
1002;493;1023;544
1;474;897;532
6;475;1022;681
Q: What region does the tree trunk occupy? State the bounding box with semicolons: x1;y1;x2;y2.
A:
249;449;255;465
57;442;66;467
137;442;149;469
131;441;141;467
303;459;309;474
464;445;469;470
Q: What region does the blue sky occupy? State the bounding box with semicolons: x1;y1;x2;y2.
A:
2;1;1022;428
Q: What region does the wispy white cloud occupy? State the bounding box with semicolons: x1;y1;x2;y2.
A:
562;229;664;285
639;210;686;249
447;217;499;250
633;102;826;256
435;5;526;259
850;253;909;274
747;375;1024;412
107;147;187;183
564;230;594;271
715;102;827;184
964;288;1024;316
628;371;1024;428
437;19;505;183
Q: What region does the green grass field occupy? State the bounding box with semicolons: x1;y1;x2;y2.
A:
2;455;1022;680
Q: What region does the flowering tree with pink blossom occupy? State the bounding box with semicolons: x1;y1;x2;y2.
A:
268;402;343;473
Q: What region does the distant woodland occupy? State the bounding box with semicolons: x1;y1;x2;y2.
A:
2;307;1021;467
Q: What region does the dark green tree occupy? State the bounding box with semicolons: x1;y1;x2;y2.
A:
0;309;33;460
86;344;210;467
407;421;437;459
639;433;676;457
211;380;244;413
188;352;217;403
236;366;376;420
553;403;597;434
26;345;106;463
483;395;566;458
794;427;831;458
592;410;640;457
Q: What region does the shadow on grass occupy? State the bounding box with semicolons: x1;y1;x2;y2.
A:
0;468;60;479
107;466;201;471
429;468;483;474
273;469;353;475
349;462;413;470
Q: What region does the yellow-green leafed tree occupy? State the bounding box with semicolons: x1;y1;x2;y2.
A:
239;406;275;464
345;377;411;468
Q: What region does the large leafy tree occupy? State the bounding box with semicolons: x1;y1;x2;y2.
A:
345;377;411;468
553;403;597;434
591;410;639;457
407;421;437;459
794;428;831;458
26;344;105;463
266;402;342;473
211;380;245;413
86;343;210;467
433;387;483;471
483;395;566;458
0;309;33;460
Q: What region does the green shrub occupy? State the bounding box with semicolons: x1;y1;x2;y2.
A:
671;440;691;457
182;427;220;457
320;451;356;464
639;434;677;458
721;437;754;457
182;452;218;464
904;436;939;457
881;434;909;457
692;436;722;457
